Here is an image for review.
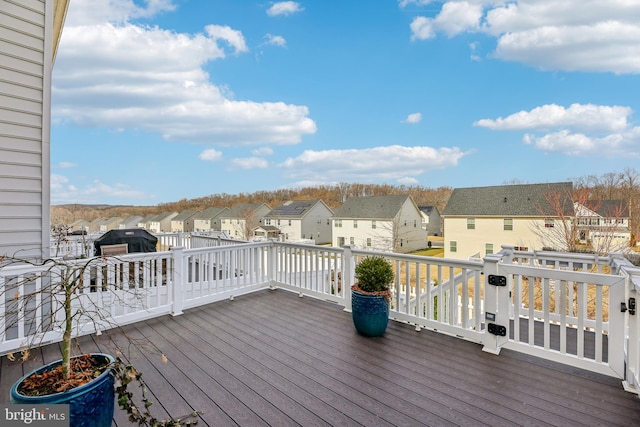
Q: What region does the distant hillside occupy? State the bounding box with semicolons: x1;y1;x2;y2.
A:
51;183;454;225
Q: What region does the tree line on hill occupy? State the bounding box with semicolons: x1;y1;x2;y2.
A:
51;168;640;240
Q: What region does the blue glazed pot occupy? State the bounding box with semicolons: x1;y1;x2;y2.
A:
352;289;389;337
10;353;115;427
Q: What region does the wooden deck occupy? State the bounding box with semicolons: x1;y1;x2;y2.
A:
2;289;639;426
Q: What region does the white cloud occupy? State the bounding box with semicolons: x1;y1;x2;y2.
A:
280;145;468;183
65;0;177;26
56;162;78;169
476;103;640;158
231;157;269;169
51;175;150;204
399;0;435;8
199;148;223;161
403;112;422;123
474;104;631;133
252;147;274;156
267;2;304;17
54;1;316;146
409;0;640;74
263;34;287;47
411;2;483;40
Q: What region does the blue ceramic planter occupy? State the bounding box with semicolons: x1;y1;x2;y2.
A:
352;289;389;337
10;353;115;427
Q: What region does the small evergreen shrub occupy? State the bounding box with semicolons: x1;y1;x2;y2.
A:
354;256;394;293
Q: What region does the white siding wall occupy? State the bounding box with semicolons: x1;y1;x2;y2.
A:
0;0;51;259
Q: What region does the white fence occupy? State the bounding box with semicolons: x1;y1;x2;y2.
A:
3;241;640;394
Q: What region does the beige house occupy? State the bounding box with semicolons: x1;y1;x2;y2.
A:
264;200;333;244
442;182;574;260
221;203;271;240
331;195;428;253
0;0;69;259
148;212;178;233
170;210;199;233
193;207;230;232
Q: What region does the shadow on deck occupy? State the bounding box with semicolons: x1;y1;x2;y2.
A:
2;289;639;426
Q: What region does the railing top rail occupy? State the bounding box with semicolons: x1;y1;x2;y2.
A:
350;247;483;270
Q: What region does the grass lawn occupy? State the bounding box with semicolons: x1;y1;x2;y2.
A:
410;247;444;257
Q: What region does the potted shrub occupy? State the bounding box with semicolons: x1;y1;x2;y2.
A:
2;255;199;427
351;256;394;337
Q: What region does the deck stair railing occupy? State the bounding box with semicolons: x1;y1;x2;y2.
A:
2;240;640;395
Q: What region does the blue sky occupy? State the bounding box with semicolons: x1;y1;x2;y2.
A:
51;0;640;205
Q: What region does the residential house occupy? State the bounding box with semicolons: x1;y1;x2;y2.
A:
137;214;156;230
119;215;143;229
101;217;123;232
70;219;90;233
252;225;281;240
442;182;574;259
264;200;334;244
418;206;442;236
88;218;108;233
193;207;230;232
170;210;199;232
575;200;631;252
0;0;69;259
221;203;271;240
331;195;428;253
148;212;178;233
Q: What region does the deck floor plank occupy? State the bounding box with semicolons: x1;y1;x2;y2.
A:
2;288;640;427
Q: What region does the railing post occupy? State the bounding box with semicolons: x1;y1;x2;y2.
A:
342;245;353;312
623;264;640;394
482;250;510;355
268;239;277;289
171;246;185;316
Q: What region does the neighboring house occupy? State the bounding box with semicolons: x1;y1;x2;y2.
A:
88;218;108;233
137;214;156;230
331;195;428;253
442;182;574;260
70;219;90;233
193;207;230;232
575;200;630;252
418;206;442;236
100;217;123;232
221;203;271;240
264;200;334;244
0;0;69;259
252;225;281;240
119;216;143;229
148;212;178;233
170;210;199;232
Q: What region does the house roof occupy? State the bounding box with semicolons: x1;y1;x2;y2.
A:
226;203;271;217
581;200;629;217
442;182;574;217
418;206;438;215
266;200;330;219
172;210;199;221
150;212;177;222
193;207;228;220
332;195;410;220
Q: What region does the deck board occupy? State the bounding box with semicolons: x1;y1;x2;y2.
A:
2;288;640;426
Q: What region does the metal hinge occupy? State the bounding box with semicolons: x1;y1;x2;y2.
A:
488;274;507;286
488;323;506;336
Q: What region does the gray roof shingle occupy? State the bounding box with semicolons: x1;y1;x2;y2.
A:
442;182;574;217
332;195;410;220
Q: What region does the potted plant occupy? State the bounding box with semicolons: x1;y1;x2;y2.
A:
2;254;199;426
351;256;394;337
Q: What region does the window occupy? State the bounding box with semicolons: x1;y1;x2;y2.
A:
288;220;292;226
354;220;358;228
338;237;345;246
467;218;475;230
277;219;281;226
485;243;494;255
503;218;513;231
404;220;407;226
350;237;354;245
450;241;457;252
371;220;376;229
414;219;417;228
544;218;555;228
265;219;271;225
327;219;330;225
367;238;371;247
335;219;342;228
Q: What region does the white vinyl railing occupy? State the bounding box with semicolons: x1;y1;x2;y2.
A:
3;240;640;394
